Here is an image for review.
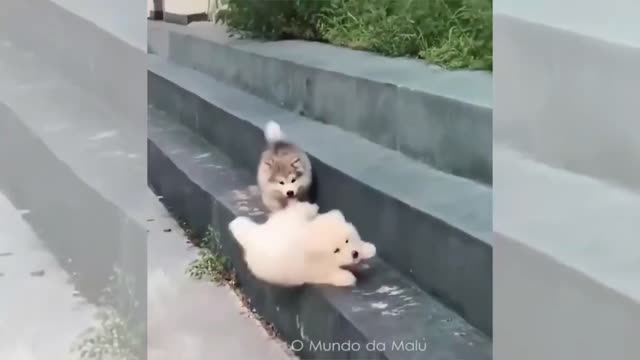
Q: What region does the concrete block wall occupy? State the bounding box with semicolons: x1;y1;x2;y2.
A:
494;1;640;359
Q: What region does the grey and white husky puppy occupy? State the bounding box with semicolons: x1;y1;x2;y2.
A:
257;121;313;212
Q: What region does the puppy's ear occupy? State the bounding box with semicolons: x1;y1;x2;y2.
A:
290;158;301;170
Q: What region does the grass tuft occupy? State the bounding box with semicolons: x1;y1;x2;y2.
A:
186;226;234;285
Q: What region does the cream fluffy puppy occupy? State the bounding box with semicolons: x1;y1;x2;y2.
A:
228;202;376;287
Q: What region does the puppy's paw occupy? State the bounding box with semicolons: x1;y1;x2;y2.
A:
299;202;319;218
361;243;376;259
329;270;357;287
228;216;255;237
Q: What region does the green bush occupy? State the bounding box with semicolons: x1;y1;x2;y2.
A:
215;0;492;71
215;0;327;40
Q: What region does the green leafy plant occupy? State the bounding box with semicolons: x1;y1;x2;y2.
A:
215;0;327;40
186;226;233;284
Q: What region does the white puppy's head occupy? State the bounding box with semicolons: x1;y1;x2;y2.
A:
306;210;376;267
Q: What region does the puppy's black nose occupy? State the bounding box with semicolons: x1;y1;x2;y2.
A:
286;191;295;198
352;250;359;259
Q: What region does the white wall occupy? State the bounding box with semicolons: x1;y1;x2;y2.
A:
163;0;209;15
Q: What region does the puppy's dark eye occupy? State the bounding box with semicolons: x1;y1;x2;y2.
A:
334;248;340;253
291;178;296;183
345;239;349;244
279;181;285;185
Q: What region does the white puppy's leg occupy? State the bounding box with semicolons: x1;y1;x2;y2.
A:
285;201;319;220
298;202;319;219
323;269;357;287
228;216;257;248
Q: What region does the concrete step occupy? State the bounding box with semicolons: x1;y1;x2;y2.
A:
148;54;492;336
494;5;640;192
148;20;492;185
1;0;145;123
147;106;492;360
494;144;640;360
0;101;146;331
0;41;147;221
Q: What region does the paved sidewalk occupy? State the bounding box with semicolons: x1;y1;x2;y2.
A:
146;190;296;360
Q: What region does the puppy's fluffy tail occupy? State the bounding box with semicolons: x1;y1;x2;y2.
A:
228;216;257;249
264;121;285;143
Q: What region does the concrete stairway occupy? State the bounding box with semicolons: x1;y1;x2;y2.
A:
147;20;492;360
0;1;146;357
